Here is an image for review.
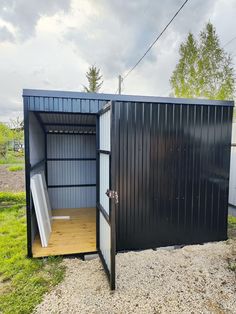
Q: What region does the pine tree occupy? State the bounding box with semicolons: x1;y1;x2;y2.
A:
84;66;103;93
170;23;235;100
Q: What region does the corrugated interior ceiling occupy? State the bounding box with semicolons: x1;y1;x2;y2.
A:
39;112;96;134
40;113;96;124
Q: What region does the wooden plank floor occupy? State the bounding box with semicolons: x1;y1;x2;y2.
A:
32;208;96;257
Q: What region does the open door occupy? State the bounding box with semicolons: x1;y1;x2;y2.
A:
97;102;117;290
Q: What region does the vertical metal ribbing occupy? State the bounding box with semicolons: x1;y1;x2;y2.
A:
96;115;100;250
118;101;127;245
218;106;223;232
141;103;145;232
210;107;217;231
130;103;135;237
113;100;233;251
154;104;160;233
172;104;178;229
198;106;204;230
23;97;32;257
45;132;48;185
177;104;182;229
170;104;175;225
110;101;116;290
183;105;189;229
225;106;234;236
204;106;210;229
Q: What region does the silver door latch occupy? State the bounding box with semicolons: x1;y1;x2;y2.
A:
106;189;119;204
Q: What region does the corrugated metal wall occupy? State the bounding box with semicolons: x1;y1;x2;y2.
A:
229;123;236;206
24;95;106;113
112;101;233;251
47;133;96;209
48;186;96;209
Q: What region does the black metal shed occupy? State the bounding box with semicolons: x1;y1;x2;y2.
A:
23;89;233;289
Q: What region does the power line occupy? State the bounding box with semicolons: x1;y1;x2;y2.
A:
120;0;190;83
223;35;236;48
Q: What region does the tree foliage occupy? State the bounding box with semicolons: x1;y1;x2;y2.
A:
84;66;103;93
0;120;24;158
0;123;13;158
10;117;24;130
9;117;24;142
170;23;235;100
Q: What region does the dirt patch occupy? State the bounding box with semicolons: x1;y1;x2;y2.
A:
0;165;25;192
35;241;236;314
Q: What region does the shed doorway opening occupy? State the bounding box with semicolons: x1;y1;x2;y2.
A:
29;111;97;257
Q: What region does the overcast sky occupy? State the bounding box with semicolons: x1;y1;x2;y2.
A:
0;0;236;122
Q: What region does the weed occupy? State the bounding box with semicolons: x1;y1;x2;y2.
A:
7;165;24;172
228;261;236;272
228;215;236;239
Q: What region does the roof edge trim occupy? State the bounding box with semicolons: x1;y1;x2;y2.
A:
22;89;234;107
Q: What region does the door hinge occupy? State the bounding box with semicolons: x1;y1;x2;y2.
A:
106;189;119;204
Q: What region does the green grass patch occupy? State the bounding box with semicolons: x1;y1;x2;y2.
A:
0;192;26;204
0;151;24;165
228;215;236;239
0;193;65;314
7;165;24;172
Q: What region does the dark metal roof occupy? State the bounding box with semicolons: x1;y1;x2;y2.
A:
23;89;234;111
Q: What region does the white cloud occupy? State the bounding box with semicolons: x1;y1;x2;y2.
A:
0;25;14;42
0;0;71;40
0;0;235;122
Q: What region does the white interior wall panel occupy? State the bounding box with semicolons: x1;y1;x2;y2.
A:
99;213;111;272
39;172;52;220
98;106;112;279
47;134;96;158
229;123;236;206
31;174;51;247
29;112;45;167
48;186;96;209
29;112;45;241
100;154;110;214
47;160;96;185
99;109;110;151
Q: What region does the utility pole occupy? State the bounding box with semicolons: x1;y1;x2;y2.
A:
118;75;122;94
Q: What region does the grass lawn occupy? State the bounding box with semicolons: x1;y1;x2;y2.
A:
0;151;24;165
0;192;65;314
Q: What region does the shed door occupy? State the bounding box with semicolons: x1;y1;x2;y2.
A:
97;103;116;290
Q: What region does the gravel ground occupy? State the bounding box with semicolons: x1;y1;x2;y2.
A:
0;165;24;192
35;241;236;314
